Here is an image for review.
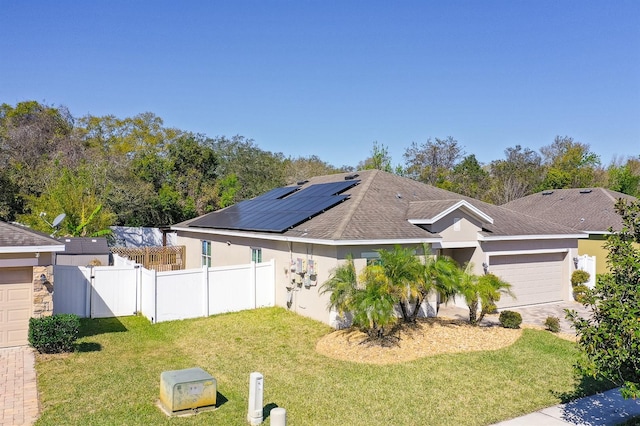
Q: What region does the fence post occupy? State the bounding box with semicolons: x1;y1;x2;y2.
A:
203;265;209;317
250;262;257;309
270;259;276;307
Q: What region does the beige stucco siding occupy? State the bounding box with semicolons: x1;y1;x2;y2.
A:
431;212;483;243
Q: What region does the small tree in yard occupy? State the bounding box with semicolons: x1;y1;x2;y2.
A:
457;264;513;326
567;199;640;399
321;257;398;340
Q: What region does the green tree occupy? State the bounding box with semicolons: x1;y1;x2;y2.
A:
212;136;286;203
487;145;544;204
18;165;115;237
607;156;640;197
567;199;640;399
445;154;491;199
359;142;394;173
403;137;464;186
539;136;601;189
457;264;513;325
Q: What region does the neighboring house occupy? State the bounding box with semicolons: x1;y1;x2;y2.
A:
0;221;65;348
502;188;638;274
172;170;586;327
57;237;111;266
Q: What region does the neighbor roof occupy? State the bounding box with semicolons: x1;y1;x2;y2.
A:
175;170;583;243
61;237;110;255
502;188;637;233
0;221;66;253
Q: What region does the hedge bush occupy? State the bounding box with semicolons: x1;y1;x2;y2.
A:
499;310;522;329
28;314;80;353
573;284;590;303
544;316;561;333
571;270;590;287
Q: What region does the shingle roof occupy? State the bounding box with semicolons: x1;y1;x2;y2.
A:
178;170;582;242
0;221;64;249
502;188;637;233
61;237;110;255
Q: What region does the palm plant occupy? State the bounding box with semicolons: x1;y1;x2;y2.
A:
352;264;398;338
414;244;461;320
320;255;358;319
457;263;513;325
377;245;421;322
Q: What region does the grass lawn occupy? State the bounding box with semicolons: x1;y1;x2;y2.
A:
34;307;606;426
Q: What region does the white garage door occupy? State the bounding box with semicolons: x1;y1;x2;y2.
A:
0;268;33;348
490;253;564;308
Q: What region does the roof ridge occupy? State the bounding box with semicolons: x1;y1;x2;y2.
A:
330;170;377;239
598;187;617;203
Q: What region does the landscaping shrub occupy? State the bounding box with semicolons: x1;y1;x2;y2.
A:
571;269;590;287
499;310;522;329
29;314;80;353
545;316;561;333
573;284;590;303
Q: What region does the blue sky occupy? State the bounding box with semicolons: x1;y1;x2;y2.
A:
1;1;638;169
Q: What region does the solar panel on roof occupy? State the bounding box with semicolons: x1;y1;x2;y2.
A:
254;185;300;200
189;180;359;232
287;180;358;198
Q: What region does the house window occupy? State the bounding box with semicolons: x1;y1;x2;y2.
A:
251;248;262;263
362;251;381;266
201;240;212;267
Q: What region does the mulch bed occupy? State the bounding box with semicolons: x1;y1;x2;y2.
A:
316;317;523;365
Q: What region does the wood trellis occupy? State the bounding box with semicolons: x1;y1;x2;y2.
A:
111;246;186;271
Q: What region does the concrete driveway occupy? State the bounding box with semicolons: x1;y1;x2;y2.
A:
0;347;39;425
439;301;593;334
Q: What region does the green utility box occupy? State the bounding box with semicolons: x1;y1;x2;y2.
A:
160;367;217;413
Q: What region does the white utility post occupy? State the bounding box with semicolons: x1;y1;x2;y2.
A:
247;372;264;425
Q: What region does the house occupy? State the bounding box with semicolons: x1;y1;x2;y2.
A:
57;237;111;266
172;170;586;326
0;221;65;348
502;188;638;275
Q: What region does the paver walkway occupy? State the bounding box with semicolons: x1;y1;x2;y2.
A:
0;347;39;425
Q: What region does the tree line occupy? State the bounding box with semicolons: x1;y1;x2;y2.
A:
1;100;638;236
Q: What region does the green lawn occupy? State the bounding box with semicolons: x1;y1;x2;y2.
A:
34;307;606;426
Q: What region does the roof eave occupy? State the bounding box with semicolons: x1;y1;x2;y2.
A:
0;245;66;254
408;200;494;225
172;225;441;246
478;233;588;241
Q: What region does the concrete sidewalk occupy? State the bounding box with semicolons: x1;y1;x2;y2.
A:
493;387;640;425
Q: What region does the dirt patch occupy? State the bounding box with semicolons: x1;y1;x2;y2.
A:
316;317;523;365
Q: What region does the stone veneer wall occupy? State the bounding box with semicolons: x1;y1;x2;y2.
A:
33;265;54;318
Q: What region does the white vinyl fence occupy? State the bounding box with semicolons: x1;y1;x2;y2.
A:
576;254;596;288
53;259;276;323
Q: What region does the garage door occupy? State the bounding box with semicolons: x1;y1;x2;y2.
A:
0;268;33;348
490;253;564;308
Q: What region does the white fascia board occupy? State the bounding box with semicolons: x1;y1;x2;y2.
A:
583;231;613;235
478;233;588;241
0;245;66;254
408;200;494;225
488;248;570;256
171;226;441;246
